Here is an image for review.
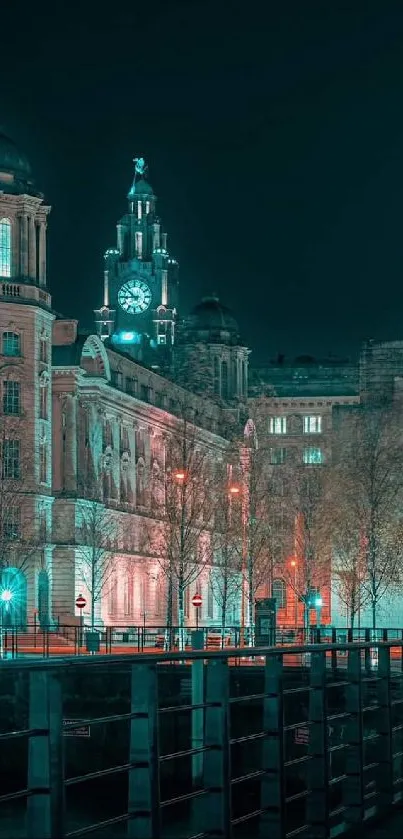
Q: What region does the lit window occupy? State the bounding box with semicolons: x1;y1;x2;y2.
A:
269;447;286;465
0;218;11;278
3;506;20;540
3;381;20;416
145;201;151;214
269;416;287;434
40;441;48;483
272;578;286;609
303;447;323;465
137;201;142;220
2;439;20;479
135;231;143;259
303;416;322;434
2;331;20;357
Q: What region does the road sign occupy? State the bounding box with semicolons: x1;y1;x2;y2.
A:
75;594;86;610
63;719;90;738
192;593;202;608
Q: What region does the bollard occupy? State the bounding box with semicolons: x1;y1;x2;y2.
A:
191;630;204;787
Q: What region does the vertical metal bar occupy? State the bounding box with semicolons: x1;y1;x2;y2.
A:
307;650;329;838
27;669;65;838
364;628;371;674
204;658;231;838
343;647;364;826
377;645;393;813
128;663;160;839
259;652;285;839
331;629;337;674
191;631;205;787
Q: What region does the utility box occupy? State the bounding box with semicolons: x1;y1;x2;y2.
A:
86;631;100;653
255;598;276;647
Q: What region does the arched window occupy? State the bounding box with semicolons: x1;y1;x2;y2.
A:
272;578;286;609
2;331;20;357
221;360;229;400
0;218;11;278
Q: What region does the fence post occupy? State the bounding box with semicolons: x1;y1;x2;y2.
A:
377;645;393;814
364;628;371;674
204;658;231;838
331;628;337;674
128;663;160;839
259;652;285;839
27;669;65;838
343;647;364;826
307;650;329;838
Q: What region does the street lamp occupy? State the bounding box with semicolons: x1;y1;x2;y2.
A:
0;589;13;659
174;470;186;483
290;559;298;633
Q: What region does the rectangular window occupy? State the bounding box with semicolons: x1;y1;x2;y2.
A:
145;201;151;214
40;386;48;420
124;576;134;616
303;415;322;434
3;380;20;415
140;384;149;402
269;447;286;465
2;439;20;479
269;416;287;434
109;576;118;615
2;331;20;357
3;506;21;540
40;442;47;483
207;578;214;619
135;231;143;259
303;447;323;465
137;201;142;220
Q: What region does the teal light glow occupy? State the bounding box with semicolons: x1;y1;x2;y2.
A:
0;589;12;602
113;331;142;345
315;596;323;608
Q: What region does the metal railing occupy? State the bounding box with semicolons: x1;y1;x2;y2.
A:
0;639;403;837
3;623;403;659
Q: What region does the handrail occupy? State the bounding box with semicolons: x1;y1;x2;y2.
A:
0;638;400;671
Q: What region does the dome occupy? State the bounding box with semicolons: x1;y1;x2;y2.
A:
128;177;154;198
0;133;31;178
189;294;239;332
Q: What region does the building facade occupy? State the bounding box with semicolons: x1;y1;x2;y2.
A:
2;130;402;632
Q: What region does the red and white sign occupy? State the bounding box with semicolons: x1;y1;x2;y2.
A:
75;594;86;610
192;593;202;608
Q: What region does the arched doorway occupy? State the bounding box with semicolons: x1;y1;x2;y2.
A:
0;567;27;628
38;570;50;628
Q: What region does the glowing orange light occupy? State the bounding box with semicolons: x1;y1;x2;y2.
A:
174;471;186;482
290;560;297;567
229;484;240;495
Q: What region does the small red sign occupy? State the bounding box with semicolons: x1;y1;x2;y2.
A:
192;593;202;608
75;594;86;610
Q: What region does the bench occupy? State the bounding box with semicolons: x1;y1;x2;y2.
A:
206;633;231;650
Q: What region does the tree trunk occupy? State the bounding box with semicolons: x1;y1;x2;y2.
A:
178;577;185;651
164;569;173;651
372;598;376;630
91;551;96;630
247;557;254;646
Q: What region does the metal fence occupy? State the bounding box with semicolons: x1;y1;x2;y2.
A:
3;622;403;658
0;639;403;837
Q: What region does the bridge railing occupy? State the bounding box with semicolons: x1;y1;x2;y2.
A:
0;640;403;838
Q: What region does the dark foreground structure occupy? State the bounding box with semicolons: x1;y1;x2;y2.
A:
0;641;403;838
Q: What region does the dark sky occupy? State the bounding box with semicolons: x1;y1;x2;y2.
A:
2;0;403;364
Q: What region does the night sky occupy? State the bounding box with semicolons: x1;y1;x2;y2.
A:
2;1;403;364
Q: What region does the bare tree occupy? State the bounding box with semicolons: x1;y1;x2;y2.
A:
209;463;243;632
153;412;217;649
331;404;403;629
75;497;117;629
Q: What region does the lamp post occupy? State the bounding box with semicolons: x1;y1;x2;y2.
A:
0;589;13;659
290;559;298;634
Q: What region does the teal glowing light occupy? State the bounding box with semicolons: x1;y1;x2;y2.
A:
315;596;323;608
0;589;12;603
113;330;142;345
121;332;135;342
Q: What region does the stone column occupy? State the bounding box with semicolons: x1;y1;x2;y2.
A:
28;216;36;280
39;222;47;286
64;394;77;493
11;215;19;278
20;214;28;276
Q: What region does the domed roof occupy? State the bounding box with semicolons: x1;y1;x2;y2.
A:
189;294;239;333
128;177;154;199
0;133;31;177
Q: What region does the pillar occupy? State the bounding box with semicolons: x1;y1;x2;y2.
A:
39;222;47;285
20;213;28;276
28;216;36;279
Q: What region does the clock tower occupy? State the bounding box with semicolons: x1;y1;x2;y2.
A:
94;158;179;367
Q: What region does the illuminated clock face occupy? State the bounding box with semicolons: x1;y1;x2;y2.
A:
118;279;152;314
